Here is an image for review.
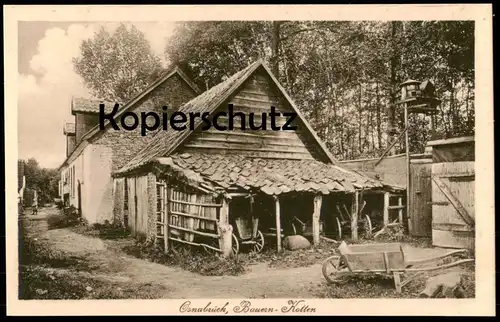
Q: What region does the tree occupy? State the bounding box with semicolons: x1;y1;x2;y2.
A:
165;21;475;160
73;23;163;102
22;158;59;205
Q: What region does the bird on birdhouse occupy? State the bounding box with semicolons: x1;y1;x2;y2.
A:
419;80;437;98
398;79;441;114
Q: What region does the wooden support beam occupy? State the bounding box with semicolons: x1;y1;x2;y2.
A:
374;127;408;167
163;183;169;253
218;198;233;258
387;205;405;210
383;192;390;226
219;198;229;224
274;195;282;252
430;114;436;140
312;194;322;245
398;197;404;224
351;191;359;240
404;103;412;235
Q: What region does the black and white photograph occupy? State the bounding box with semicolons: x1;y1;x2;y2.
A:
5;4;494;316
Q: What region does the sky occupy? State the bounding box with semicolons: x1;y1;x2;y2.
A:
17;21;177;169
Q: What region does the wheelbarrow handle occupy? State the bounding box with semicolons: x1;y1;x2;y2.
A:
405;249;470;267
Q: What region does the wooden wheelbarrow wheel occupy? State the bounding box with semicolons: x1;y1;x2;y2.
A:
252;230;265;253
232;233;240;256
336;217;342;240
364;214;373;238
322;255;346;284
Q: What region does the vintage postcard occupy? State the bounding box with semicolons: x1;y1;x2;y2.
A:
5;4;495;316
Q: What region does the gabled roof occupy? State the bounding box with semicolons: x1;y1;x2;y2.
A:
116;59;338;175
63;123;76;135
60;66;201;170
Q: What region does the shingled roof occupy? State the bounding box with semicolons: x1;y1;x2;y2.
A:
71;97;119;114
60;65;201;170
151;152;383;195
116;60;336;175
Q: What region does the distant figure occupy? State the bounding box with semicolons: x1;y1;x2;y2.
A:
32;191;38;215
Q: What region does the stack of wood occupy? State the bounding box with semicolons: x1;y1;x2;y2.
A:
373;219;404;239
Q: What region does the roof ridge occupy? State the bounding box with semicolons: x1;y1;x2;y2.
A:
115;60;263;175
60;65;200;169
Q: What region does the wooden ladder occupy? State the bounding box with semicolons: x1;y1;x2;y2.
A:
154;181;167;248
383;192;406;226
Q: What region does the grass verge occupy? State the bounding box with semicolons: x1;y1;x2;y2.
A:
122;241;246;276
18;211;168;299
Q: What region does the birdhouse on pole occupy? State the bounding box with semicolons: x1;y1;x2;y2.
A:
397;79;441;115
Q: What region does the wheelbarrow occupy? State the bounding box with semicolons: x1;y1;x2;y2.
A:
322;241;474;293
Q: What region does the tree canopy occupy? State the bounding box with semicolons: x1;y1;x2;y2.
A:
21;158;59;204
73;23;163;102
166;21;474;160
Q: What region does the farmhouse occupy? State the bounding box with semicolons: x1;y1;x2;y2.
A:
112;59;403;257
59;66;201;224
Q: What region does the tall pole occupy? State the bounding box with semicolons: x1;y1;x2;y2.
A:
404;103;412;234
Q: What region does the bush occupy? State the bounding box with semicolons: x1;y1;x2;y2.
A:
47;206;84;229
54;199;64;209
71;220;130;240
122;241;246;276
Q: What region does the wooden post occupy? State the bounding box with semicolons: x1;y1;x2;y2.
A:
430;113;436;140
250;194;258;237
398;196;404;224
351;191;359;240
394;272;402;293
163;184;169;253
218;197;233;258
218;224;233;258
383;192;390;226
404;103;413;234
274;195;282;252
312;194;322;245
220;197;229;224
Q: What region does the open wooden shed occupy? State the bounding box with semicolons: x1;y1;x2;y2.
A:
112;60;401;257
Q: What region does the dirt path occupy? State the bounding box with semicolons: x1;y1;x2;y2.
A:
24;207;325;298
23;207;471;299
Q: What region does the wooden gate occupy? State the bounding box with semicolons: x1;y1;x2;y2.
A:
431;161;475;249
409;161;432;236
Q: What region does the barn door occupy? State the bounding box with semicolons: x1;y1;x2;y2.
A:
431;161;475;249
409;162;432;236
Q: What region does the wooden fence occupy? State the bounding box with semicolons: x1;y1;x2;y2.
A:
155;180;233;256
